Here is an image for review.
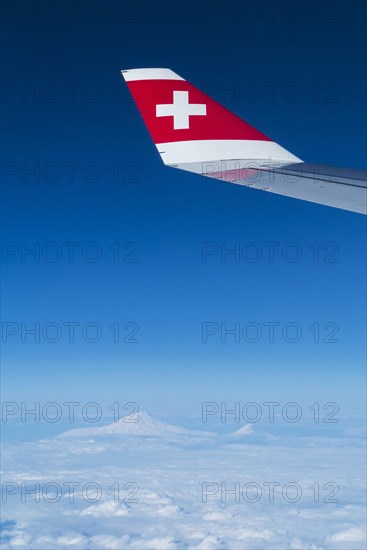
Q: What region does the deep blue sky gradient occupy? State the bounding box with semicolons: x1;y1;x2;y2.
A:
1;1;366;422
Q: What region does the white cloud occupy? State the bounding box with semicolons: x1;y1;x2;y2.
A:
1;414;366;550
79;501;129;517
328;526;366;543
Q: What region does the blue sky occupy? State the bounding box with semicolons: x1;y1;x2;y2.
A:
1;0;366;426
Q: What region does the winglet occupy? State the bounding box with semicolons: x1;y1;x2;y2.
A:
121;68;301;166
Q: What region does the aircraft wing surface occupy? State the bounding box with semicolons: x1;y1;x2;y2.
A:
122;68;367;215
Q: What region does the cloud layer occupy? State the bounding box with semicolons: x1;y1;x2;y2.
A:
1;415;366;549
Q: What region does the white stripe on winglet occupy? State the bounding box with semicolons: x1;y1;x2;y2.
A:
121;68;184;82
156;140;302;165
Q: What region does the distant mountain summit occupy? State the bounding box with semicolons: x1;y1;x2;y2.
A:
228;423;254;437
225;422;277;443
58;411;215;438
57;412;272;441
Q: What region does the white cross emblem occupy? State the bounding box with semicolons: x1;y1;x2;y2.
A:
156;91;207;130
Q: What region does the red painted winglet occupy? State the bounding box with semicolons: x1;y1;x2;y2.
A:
125;78;271;144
